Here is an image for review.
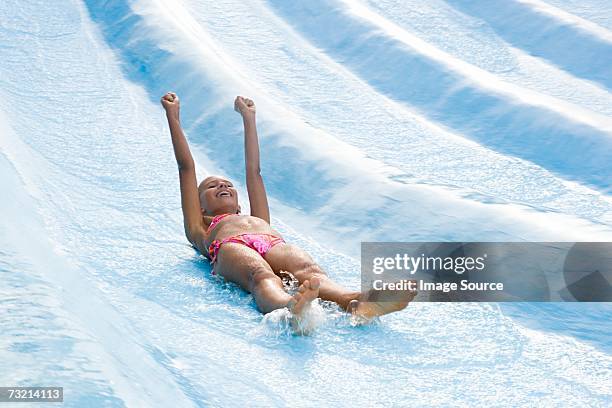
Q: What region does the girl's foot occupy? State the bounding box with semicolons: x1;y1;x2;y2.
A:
348;285;417;321
287;277;320;317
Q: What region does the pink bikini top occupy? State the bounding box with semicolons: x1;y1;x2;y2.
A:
206;213;236;234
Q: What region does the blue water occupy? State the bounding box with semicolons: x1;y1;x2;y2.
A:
0;0;611;406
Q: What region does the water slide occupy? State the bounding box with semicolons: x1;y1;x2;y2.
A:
1;0;610;405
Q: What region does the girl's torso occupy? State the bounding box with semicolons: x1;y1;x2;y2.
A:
203;214;282;248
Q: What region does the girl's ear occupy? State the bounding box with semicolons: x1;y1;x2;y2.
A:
236;205;241;214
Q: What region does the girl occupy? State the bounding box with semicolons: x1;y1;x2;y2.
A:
161;92;413;325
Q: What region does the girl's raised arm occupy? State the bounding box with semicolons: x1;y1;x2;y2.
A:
161;92;205;251
234;96;271;224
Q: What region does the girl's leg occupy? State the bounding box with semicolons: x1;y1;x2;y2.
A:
264;244;360;310
265;243;416;318
214;243;319;314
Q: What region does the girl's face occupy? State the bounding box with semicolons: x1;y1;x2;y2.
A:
199;176;239;216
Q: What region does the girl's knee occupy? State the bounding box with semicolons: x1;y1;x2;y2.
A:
293;262;328;281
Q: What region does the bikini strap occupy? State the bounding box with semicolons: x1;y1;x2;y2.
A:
206;213;234;234
208;239;222;262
